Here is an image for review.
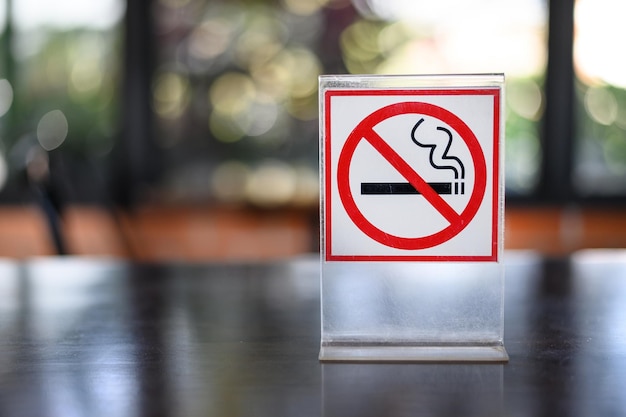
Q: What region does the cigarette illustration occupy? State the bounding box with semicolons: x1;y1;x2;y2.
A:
361;181;464;195
361;118;465;196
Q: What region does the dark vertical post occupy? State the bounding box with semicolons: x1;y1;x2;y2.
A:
1;0;16;143
114;0;159;207
538;0;575;203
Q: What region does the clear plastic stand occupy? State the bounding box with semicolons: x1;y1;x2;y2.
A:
319;74;507;362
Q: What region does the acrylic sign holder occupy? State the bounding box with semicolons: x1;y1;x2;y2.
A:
319;74;508;362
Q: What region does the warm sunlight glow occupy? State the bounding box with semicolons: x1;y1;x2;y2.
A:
12;0;123;30
575;0;626;88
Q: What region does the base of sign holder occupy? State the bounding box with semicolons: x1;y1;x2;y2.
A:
319;74;507;363
319;261;508;363
319;345;508;363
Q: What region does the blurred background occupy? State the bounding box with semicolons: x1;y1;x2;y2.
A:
0;0;624;260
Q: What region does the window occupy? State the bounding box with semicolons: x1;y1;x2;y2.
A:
0;0;124;202
1;0;624;207
573;0;626;198
148;0;548;207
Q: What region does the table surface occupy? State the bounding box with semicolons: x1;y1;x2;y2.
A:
0;250;625;417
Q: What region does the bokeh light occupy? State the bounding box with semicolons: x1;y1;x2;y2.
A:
507;79;544;121
234;11;287;71
340;19;386;74
153;72;191;120
211;160;251;205
211;160;251;204
0;79;13;118
281;0;330;16
238;97;279;137
291;164;319;207
37;110;69;151
188;19;233;62
67;34;108;101
70;58;103;96
209;72;256;117
584;87;618;127
209;112;245;144
208;72;258;142
245;160;297;208
285;47;321;100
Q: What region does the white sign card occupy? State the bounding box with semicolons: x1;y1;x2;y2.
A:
323;83;502;262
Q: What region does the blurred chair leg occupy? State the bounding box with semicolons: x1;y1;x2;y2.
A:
26;146;67;256
35;187;67;256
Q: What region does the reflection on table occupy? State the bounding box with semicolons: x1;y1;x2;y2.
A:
0;251;625;416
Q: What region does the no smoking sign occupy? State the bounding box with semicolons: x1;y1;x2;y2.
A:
322;84;502;262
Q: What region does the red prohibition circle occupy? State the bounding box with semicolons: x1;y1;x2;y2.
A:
337;101;487;250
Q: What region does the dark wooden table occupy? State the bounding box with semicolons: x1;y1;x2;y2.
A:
0;250;625;416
